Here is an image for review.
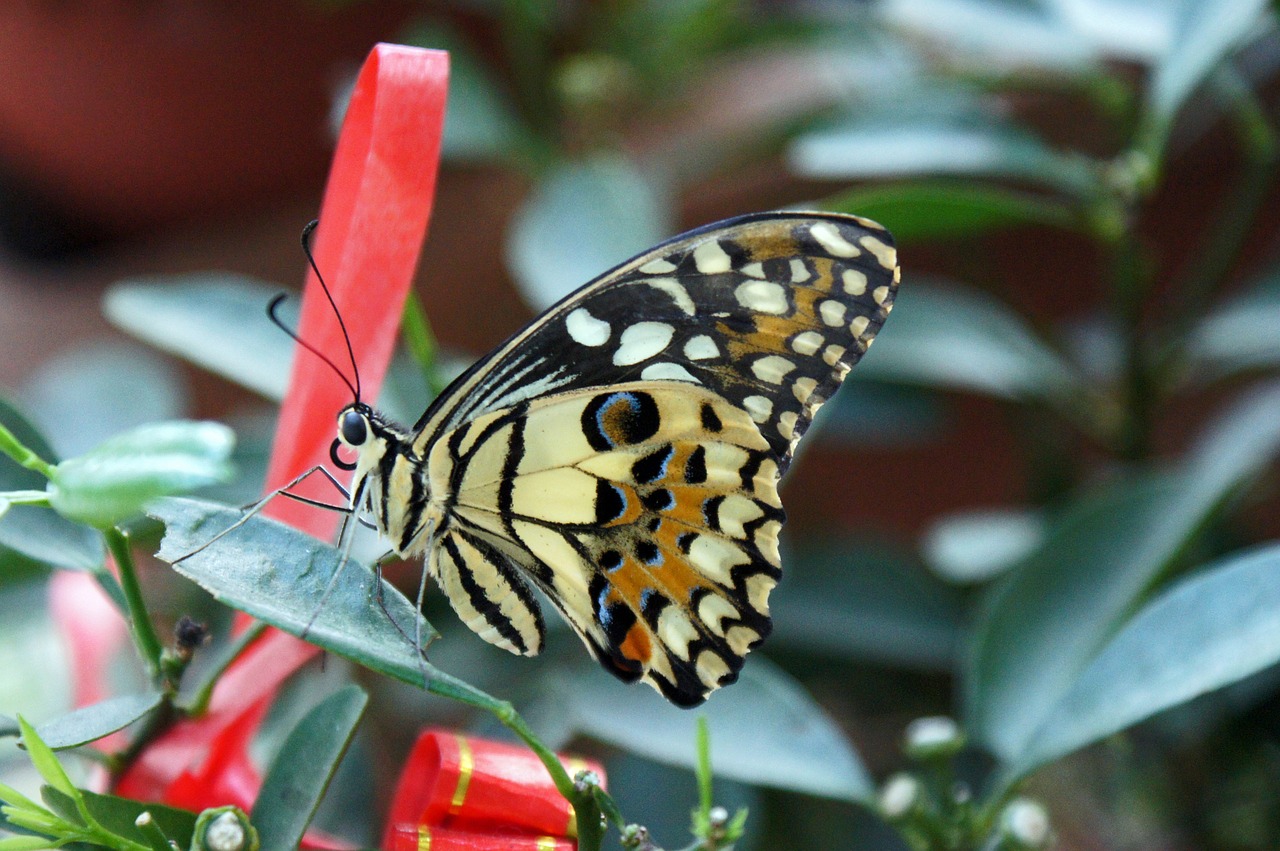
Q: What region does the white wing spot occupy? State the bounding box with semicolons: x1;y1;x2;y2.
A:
790;330;824;356
811;222;860;257
778;410;799;441
743;395;773;423
793;376;818;403
842;269;867;295
565;307;611;346
860;235;897;270
640;257;677;274
641;362;700;383
693;240;733;274
641;277;696;316
849;315;870;337
790;258;811;282
735;281;787;314
820;299;847;326
823;344;846;367
751;355;796;384
613;322;675;366
741;261;766;279
684;334;720;360
873;285;891;305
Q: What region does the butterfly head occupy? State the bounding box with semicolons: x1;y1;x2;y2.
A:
330;402;397;483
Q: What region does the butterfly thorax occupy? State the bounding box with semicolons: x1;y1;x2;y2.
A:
336;403;442;556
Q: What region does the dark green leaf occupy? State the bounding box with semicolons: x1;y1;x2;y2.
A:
104;275;296;401
48;421;235;528
824;182;1081;241
149;498;436;687
789;114;1100;198
1140;0;1271;156
968;382;1280;765
0;397;102;571
808;379;945;448
35;693;163;750
39;786;84;827
76;789;197;849
252;685;368;851
540;655;873;802
507;155;673;310
774;538;964;670
854;279;1081;402
1009;543;1280;776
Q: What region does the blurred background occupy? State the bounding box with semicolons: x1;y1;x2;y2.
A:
2;1;1280;848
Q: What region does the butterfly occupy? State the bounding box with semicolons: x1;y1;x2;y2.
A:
326;211;898;706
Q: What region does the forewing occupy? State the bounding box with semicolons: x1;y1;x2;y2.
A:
429;382;782;706
414;211;899;473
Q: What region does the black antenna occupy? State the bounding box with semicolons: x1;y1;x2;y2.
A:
301;219;361;402
265;220;363;403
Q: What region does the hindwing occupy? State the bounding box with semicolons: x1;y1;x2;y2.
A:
424;383;782;706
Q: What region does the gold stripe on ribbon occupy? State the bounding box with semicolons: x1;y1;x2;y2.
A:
450;735;474;813
417;826;431;851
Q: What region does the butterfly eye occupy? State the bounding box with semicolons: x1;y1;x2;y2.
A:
341;411;368;446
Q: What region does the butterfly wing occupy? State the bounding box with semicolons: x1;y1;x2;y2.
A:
412;211;899;474
424;382;781;706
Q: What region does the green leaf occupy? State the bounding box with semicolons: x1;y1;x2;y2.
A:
76;790;196;850
35;693;163;750
104;275;296;401
19;342;186;460
1139;0;1271;157
0;836;54;851
853;279;1081;402
1187;270;1280;380
824;181;1082;242
252;685;367;851
540;655;873;803
789;113;1101;198
922;508;1046;585
17;718;76;800
48;421;235;528
506;155;673;310
967;382;1280;765
773;538;964;670
149;498;436;688
1009;543;1280;777
0;397;103;571
0;714;16;738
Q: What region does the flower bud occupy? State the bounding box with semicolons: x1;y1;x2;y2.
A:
997;798;1051;849
190;807;257;851
878;772;922;821
903;716;965;761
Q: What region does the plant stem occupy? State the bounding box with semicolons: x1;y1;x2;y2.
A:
0;423;55;479
400;292;449;399
103;527;164;679
182;622;269;717
1110;235;1154;462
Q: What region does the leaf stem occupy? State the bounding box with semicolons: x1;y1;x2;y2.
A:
103;527;164;679
401;291;450;399
0;423;55;479
182;622;269;717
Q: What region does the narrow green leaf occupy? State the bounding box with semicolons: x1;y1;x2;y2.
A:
0;397;102;571
104;275;296;401
968;382;1280;765
48;421;234;528
251;685;368;851
38;787;85;829
0;835;55;851
17;718;76;800
149;498;436;687
75;790;197;850
35;693;163;750
853;279;1081;403
1139;0;1271;156
922;508;1046;585
507;155;673;310
0;782;42;812
1187;271;1280;381
543;655;873;803
824;182;1081;242
1010;544;1280;777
